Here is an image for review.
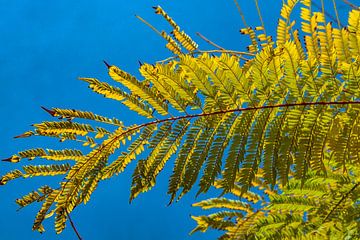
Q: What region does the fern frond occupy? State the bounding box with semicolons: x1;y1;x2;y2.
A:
348;9;360;58
16;186;53;208
80;77;153;118
277;0;299;46
153;5;198;52
130;119;189;201
108;65;168;115
0;169;23;185
33;121;94;136
193;198;250;212
168;125;202;203
198;113;238;194
238;108;274;192
139;63;189;112
23;163;71;177
101;124;156;179
44;107;124;127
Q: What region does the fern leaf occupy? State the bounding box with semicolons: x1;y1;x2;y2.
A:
130;119;189;201
139;63;188;112
46;107;124;126
198;113;238;194
193;198;250;212
348;9;360;58
23;163;71;177
108;65;168;115
101;124;156;179
33;121;94;136
238;108;274;192
16;186;53;208
0;169;23;185
168;125;202;203
80;77;153;118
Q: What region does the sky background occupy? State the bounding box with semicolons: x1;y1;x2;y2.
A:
0;0;353;239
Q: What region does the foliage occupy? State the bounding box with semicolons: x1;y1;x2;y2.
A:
1;0;360;238
192;164;360;239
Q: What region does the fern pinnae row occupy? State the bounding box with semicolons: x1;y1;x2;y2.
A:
239;108;275;192
322;181;360;223
168;126;203;204
198;113;239;195
42;107;124;127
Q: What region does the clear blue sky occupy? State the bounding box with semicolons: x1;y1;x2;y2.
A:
0;0;351;239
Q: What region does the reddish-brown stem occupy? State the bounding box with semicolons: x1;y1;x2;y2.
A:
67;211;83;240
323;182;360;223
130;101;360;133
343;0;358;9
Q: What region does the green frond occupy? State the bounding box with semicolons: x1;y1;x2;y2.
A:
33;121;94;136
222;111;255;192
108;65;168;115
101;124;156;179
179;54;217;100
193;198;250;212
216;54;253;104
139;63;188;112
277;0;299;46
140;62;201;109
46;107;124;126
16;186;53;208
4;148;84;163
197;53;238;107
79;77;127;101
23;163;71;177
282;41;301;97
54;208;67;234
0;169;23;185
168;125;202;203
190;215;235;234
179;114;231;198
263;109;288;186
80;77;153;118
130;119;189;201
348;9;360;58
238;108;274;192
33;189;60;232
198;113;238;194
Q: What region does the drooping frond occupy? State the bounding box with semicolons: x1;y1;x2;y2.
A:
153;5;198;52
80;77;153;118
108;65;169;115
192;164;360;239
42;107;124;127
2;1;360;236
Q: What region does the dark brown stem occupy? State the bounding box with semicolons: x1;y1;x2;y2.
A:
66;211;83;240
323;182;360;223
131;101;360;132
343;0;358;9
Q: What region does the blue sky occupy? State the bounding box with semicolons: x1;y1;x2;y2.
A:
0;0;352;239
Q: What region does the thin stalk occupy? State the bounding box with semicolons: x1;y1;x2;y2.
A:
322;182;360;223
196;32;226;50
66;210;83;240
